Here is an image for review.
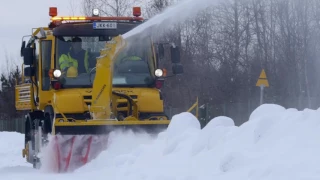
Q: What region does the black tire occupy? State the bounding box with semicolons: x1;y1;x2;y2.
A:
43;113;52;134
42;106;54;147
44;106;54;130
24;115;32;145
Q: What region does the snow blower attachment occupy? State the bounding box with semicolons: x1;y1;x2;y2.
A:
52;135;109;172
17;6;184;173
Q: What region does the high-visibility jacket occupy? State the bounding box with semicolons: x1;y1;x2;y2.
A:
59;50;89;73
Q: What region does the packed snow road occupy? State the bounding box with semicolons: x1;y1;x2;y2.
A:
1;104;320;180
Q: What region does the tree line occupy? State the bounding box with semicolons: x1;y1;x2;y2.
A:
145;0;320;123
0;64;24;121
1;0;320;125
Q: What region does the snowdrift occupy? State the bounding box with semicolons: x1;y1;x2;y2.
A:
2;104;320;180
0;132;31;169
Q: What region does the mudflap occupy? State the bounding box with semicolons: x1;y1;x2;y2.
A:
52;134;109;173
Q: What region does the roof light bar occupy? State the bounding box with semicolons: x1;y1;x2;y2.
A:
51;17;86;21
50;16;143;21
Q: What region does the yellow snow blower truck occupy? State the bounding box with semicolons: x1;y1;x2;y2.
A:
15;7;183;172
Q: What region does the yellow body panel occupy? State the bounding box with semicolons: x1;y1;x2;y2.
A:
53;89;91;113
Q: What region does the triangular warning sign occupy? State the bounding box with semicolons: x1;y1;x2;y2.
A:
259;69;267;79
256;69;269;87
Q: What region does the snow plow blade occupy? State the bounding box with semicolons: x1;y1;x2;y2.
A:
51;119;169;173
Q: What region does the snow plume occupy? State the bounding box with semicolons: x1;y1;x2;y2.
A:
123;0;223;39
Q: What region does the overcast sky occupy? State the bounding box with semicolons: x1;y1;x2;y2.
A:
0;0;81;73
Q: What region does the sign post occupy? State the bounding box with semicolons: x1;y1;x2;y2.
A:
256;69;269;105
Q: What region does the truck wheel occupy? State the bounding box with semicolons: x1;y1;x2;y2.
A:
43;106;54;145
44;106;54;127
41;113;52;146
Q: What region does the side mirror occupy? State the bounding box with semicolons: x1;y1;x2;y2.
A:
170;45;180;63
20;41;26;57
158;44;164;59
24;66;35;77
23;47;34;66
172;63;183;75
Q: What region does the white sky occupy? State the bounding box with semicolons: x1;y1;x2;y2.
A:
0;0;81;73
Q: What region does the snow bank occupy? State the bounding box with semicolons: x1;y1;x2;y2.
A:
74;105;320;179
0;132;31;169
2;104;320;179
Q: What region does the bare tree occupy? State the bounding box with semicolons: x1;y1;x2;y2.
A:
81;0;143;17
68;0;79;16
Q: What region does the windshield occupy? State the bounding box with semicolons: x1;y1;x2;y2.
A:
55;36;156;88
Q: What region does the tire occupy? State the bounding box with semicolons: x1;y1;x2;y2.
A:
44;106;54;132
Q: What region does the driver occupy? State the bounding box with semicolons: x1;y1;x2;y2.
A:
58;37;89;75
115;45;143;66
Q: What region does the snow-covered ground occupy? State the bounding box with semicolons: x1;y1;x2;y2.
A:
1;104;320;180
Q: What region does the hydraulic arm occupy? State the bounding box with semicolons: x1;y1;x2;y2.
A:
90;36;126;119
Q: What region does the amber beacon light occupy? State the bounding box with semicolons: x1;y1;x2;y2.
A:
49;7;58;17
133;7;141;17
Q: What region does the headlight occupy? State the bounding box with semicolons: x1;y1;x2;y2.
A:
53;69;62;78
155;69;163;77
93;8;99;16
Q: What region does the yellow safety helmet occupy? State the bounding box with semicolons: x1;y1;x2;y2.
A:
66;66;78;77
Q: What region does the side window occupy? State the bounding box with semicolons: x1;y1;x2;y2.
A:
41;40;52;91
34;40;40;83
